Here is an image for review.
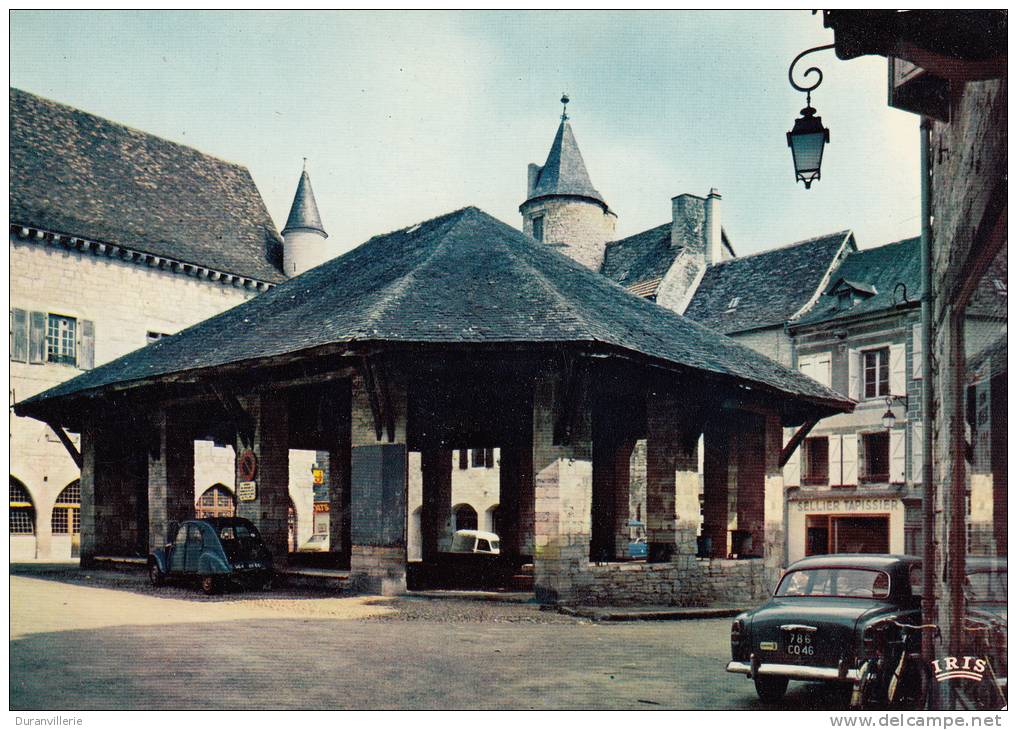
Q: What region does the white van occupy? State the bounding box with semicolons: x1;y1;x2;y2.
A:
450;529;500;555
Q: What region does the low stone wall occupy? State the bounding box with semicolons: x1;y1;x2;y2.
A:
558;556;771;606
699;558;772;604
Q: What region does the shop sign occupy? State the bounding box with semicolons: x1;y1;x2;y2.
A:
312;468;324;485
795;497;898;513
237;481;257;502
313;502;330;513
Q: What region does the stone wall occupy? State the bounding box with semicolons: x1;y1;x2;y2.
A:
563;557;770;607
521;197;616;272
9;236;263;560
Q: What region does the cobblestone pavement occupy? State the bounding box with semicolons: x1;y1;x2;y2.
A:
10;567;852;711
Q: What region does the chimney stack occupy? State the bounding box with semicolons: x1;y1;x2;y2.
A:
671;194;703;250
704;188;723;264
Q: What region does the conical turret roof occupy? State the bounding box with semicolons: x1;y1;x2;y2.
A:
282;168;327;238
525;121;607;209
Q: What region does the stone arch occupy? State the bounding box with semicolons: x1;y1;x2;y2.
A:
10;476;37;561
196;484;236;519
51;479;81;535
486;504;502;535
452;503;478;532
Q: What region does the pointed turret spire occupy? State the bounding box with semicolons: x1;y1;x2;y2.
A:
523;99;607;210
282;161;327;238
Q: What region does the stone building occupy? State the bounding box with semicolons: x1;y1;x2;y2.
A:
820;9;1007;674
8;88;329;559
785;237;924;561
15;206;852;605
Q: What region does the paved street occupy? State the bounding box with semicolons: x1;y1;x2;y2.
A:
11;567;850;711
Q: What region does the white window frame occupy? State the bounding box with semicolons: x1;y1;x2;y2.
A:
46;313;77;365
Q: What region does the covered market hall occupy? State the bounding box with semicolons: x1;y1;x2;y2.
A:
14;207;852;605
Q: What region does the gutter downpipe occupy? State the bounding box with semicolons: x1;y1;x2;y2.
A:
919;117;936;663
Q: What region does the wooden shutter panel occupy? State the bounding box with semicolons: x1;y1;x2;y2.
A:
842;434;858;486
782;428;800;487
78;319;95;370
848;349;860;400
817;353;832;389
890;429;906;483
911;422;923;484
10;309;28;362
912;324;923;379
829;434;842;486
889;343;906;396
28;311;47;364
799;355;814;381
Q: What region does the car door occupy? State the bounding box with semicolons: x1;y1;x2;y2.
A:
169;524;188;574
184;523;204;573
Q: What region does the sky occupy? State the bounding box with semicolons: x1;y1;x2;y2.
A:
9;10;922;259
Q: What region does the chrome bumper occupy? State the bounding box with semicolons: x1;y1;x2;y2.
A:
727;660;860;683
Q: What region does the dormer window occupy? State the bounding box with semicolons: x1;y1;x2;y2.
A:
726;297;740;312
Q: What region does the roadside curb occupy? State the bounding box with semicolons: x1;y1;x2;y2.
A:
553;605;746;621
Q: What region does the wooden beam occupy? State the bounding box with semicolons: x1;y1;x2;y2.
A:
209;384;253;448
779;417;820;468
44;421;82;469
357;356;385;441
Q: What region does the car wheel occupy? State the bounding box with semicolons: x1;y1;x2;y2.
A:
754;676;789;703
148;562;164;587
200;575;220;595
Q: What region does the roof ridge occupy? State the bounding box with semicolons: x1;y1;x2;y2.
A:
606;221;672;248
707;229;851;266
352;210;471;334
10;87;251;173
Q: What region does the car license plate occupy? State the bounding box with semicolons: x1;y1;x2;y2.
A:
785;631;816;656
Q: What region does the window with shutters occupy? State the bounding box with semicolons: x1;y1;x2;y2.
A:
802;437;829;486
863;347;890;399
860;431;890;483
799;352;832;389
46;314;77;365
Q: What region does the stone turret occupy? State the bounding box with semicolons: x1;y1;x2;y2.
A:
519;97;617;271
282;161;333;277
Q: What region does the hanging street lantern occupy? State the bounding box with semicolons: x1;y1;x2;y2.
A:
787;43;835;189
787;104;830;189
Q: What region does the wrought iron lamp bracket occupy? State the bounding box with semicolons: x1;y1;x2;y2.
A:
788;43;836;106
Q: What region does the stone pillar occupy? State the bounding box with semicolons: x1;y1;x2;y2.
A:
674;439;701;557
78;423;99;565
235;393;291;566
763;413;786;589
327;383;352;563
702;423;730;559
349;371;408;595
532;374;593;604
148;409;195;550
736;413;766;558
420;448;453;562
80;420;146;564
646;387;680;562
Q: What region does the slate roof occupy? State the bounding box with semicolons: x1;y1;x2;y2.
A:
523;121;607;209
17;207;852;419
282;169;327;237
9;88;285;283
792;236;922;327
683;231;853;334
601;220;735;295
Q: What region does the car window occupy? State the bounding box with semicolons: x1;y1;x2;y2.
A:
187;525;203;547
220;526;236;541
966;571;1007;602
174;526;189;549
476;539;490;552
489;540;499;551
910;565;923;595
776;568;892;599
451;533;474;552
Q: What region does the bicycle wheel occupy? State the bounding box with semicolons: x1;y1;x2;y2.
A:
890;658;933;710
